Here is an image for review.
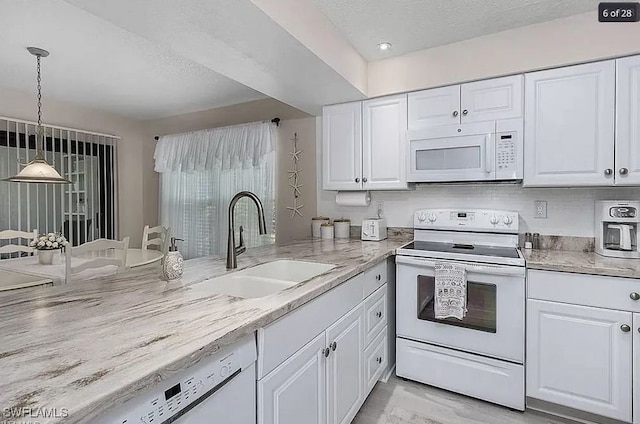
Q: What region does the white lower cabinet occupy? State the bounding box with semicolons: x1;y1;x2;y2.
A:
527;270;638;423
258;260;393;424
326;304;365;424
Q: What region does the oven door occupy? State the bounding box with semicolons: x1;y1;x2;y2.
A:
407;122;496;183
396;255;524;363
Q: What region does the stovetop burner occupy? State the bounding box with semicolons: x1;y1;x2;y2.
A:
402;241;521;259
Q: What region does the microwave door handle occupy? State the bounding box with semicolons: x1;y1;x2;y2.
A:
485;134;494;174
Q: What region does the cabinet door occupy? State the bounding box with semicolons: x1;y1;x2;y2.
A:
326;303;364;424
258;333;326;424
322;102;362;190
527;300;632;422
634;313;639;424
460;75;523;123
408;85;460;130
523;61;615;186
616;55;640;186
362;94;408;190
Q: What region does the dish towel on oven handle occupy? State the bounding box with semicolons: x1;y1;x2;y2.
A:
434;261;467;320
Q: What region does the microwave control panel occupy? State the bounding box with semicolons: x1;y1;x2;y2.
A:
496;132;517;172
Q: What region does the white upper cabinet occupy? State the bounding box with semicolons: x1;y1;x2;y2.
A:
408;75;522;130
460;75;523;123
408;85;460;130
523;61;616;187
322;102;362;191
634;313;639;424
616;55;640;185
527;299;633;422
362;94;408;190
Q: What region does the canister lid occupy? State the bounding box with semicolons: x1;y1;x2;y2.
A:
312;216;330;220
333;218;351;223
321;222;334;227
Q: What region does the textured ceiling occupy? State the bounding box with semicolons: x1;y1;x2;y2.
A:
310;0;601;61
0;0;266;120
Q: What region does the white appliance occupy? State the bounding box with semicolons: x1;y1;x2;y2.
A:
94;335;256;424
595;200;640;259
407;118;523;183
395;208;525;410
361;218;387;241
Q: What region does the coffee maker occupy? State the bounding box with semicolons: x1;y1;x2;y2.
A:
595;201;640;259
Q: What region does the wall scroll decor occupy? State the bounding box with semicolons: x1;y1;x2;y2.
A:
286;132;304;219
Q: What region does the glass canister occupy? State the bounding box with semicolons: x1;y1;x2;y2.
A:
312;216;330;238
333;218;351;239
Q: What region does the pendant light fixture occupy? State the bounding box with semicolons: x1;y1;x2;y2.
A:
3;47;71;184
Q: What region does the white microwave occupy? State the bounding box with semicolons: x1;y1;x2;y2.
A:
407;118;523;183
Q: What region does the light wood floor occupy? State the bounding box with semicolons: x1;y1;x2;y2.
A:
353;375;576;424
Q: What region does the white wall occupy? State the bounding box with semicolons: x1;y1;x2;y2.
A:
368;11;640;97
317;185;640;237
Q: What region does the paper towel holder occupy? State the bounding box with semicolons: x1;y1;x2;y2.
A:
335;191;371;207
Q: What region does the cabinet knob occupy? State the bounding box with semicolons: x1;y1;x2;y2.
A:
620;168;629;175
323;347;330;357
355;177;360;183
630;292;640;301
376;357;382;364
376;311;383;318
375;274;381;281
462;109;468;115
621;324;631;333
362;177;368;183
604;168;613;176
452;111;459;117
330;341;337;351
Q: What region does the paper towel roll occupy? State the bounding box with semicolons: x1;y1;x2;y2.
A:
335;191;371;207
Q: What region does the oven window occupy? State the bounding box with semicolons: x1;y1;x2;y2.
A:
415;146;481;171
416;275;497;333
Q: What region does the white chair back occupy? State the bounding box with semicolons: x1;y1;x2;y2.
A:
0;229;38;257
142;225;170;254
65;237;130;284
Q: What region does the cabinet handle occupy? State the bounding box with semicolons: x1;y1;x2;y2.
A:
630;292;640;301
621;324;631;332
376;357;382;364
330;341;337;351
375;274;381;281
452;111;459;117
376;311;383;318
462;109;468;116
362;177;368;183
323;347;330;357
620;168;629;175
604;168;613;176
355;178;360;183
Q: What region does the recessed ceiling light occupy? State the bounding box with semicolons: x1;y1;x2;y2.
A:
377;42;392;52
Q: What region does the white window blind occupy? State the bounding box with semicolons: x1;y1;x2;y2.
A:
0;117;119;252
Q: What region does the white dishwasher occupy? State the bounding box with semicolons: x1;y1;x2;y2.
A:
94;334;256;424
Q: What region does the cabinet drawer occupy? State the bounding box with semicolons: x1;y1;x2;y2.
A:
528;269;640;313
363;260;387;299
364;285;387;346
258;272;364;379
364;328;387;394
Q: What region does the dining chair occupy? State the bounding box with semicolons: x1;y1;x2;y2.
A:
142;225;170;255
64;237;130;284
0;229;38;258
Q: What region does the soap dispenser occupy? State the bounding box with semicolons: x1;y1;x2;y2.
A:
162;237;184;281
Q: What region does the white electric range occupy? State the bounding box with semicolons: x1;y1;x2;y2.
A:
395;208;525;410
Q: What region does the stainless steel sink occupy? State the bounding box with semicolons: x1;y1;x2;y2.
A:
194;260;336;298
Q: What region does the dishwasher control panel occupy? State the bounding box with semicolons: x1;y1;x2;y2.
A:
93;335;256;424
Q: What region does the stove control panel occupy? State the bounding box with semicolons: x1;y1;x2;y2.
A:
414;208;519;233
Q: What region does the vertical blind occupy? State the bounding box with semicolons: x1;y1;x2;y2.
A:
0;117;119;251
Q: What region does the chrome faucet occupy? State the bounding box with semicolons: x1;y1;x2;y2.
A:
227;191;267;269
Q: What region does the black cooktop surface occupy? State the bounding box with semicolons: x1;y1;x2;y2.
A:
401;241;520;259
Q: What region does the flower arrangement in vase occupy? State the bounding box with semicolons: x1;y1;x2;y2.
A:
31;233;69;265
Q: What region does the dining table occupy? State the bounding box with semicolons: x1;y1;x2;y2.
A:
0;248;163;288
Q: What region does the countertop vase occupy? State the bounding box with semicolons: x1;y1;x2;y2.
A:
38;249;56;265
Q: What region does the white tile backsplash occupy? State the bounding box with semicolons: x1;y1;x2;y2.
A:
317;184;640;237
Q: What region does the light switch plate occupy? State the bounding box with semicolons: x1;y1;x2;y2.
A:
534;200;547;219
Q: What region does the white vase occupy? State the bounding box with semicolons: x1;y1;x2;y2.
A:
38;249;56;265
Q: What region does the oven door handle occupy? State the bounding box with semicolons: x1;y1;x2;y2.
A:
396;255;524;277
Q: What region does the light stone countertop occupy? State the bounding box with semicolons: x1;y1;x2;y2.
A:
523;249;640;279
0;235;410;424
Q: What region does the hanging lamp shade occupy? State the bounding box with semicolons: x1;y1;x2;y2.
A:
2;47;71;184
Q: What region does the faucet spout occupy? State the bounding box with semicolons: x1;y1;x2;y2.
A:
226;191;267;269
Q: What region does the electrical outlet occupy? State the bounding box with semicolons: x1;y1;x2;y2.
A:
376;201;385;218
534;200;547;219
